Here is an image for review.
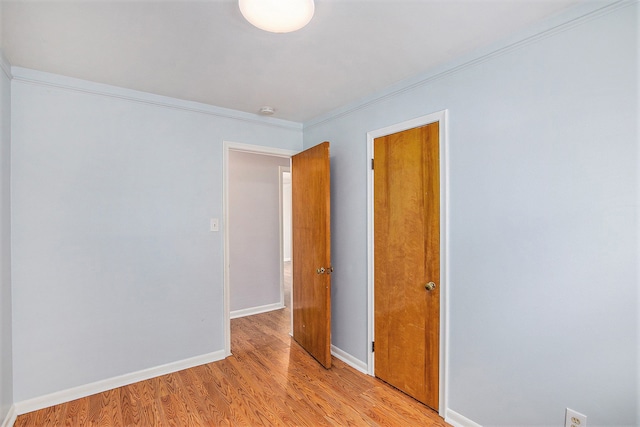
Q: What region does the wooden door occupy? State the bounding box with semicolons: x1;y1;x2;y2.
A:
292;141;332;368
374;123;440;409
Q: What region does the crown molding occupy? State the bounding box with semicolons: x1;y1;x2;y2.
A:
0;51;12;80
303;0;633;130
10;67;303;131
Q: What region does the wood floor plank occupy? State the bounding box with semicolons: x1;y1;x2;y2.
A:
120;381;143;426
14;264;450;426
138;401;164;426
224;356;304;426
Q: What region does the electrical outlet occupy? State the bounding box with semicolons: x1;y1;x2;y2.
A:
565;408;587;427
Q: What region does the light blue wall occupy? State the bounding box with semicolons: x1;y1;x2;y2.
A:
229;150;290;313
4;2;639;426
0;54;13;423
10;72;302;401
304;3;638;426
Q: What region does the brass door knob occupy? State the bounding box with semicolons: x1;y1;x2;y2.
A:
425;282;437;291
316;266;334;274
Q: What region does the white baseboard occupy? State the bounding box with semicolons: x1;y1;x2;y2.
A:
445;408;482;427
14;350;226;416
330;345;368;374
1;405;16;427
230;302;284;319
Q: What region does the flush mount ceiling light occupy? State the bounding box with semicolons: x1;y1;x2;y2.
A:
239;0;315;33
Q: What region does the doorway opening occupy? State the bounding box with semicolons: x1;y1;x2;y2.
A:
223;142;296;356
280;168;293;333
366;110;449;416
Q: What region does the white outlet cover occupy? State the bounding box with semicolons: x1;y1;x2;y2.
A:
565;408;587;427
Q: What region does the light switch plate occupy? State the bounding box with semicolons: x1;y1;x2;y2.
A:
210;218;219;232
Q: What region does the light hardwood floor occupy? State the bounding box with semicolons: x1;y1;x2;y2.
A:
14;263;449;426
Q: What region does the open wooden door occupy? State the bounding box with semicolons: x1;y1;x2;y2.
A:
291;141;332;368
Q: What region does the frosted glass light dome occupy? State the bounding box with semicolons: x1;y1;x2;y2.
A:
239;0;315;33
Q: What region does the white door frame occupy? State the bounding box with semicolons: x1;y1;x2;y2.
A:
223;141;296;356
366;110;449;417
278;166;293;335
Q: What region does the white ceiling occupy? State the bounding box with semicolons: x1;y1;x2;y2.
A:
3;0;584;123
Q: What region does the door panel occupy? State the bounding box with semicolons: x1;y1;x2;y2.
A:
292;141;332;368
374;123;440;409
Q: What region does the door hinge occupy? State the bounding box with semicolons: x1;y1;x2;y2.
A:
371;158;374;170
371;341;375;352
